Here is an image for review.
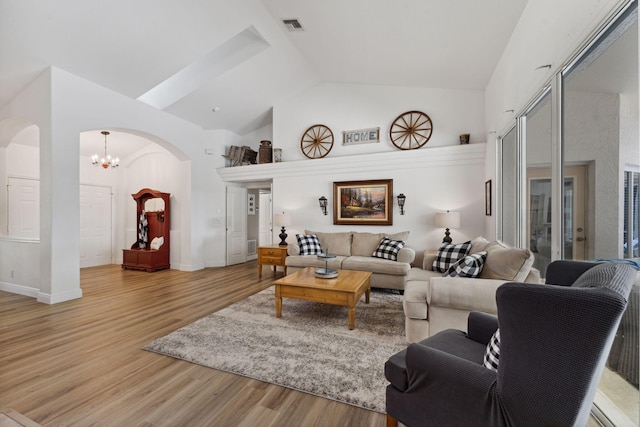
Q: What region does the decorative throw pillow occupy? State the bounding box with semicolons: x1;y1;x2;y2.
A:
443;251;487;278
372;237;405;261
483;329;500;372
296;234;323;255
432;241;472;273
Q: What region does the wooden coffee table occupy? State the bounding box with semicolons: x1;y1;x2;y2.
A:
272;267;372;330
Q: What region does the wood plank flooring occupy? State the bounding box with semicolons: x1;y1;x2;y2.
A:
0;262;386;426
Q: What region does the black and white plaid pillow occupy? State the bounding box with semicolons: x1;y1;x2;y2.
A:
443;251;487;278
372;237;405;261
483;329;500;372
296;234;323;255
432;241;472;273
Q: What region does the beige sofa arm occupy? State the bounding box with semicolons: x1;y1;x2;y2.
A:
429;277;508;313
287;244;301;256
423;253;437;271
397;247;416;264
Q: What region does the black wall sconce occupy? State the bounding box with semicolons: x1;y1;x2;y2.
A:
397;193;406;215
319;196;328;215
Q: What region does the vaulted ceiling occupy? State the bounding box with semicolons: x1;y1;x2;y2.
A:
1;0;529;140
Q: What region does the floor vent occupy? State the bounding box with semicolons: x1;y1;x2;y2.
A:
247;239;257;255
282;19;304;32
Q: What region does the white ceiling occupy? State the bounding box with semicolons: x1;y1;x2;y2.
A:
2;0;638;160
1;0;529;138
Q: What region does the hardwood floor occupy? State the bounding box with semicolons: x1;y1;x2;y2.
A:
0;262;386;427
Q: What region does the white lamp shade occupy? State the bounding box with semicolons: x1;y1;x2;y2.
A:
435;211;460;229
274;213;292;227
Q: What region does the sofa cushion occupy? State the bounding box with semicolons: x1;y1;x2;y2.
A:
351;231;410;256
483;329;500;372
305;230;352;256
286;255;346;269
480;241;533;281
444;251;487;278
342;256;411;276
372;237;406;261
296;234;323;255
352;232;385;256
432;241;472;273
469;236;492;253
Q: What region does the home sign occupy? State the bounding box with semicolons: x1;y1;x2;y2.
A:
342;127;380;145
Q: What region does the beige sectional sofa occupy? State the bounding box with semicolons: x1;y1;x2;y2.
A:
286;230;415;291
403;237;541;342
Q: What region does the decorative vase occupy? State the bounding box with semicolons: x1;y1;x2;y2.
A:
259;140;272;163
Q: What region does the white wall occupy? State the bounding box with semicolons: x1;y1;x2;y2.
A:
274;82;485;162
220;144;488;263
0;66;220;302
484;0;628;238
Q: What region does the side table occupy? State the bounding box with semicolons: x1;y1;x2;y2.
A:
257;244;288;278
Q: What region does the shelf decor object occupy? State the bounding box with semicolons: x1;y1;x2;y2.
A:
389;110;433;150
300;124;334;159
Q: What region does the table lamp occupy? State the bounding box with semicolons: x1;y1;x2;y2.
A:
274;212;292;246
435;210;460;244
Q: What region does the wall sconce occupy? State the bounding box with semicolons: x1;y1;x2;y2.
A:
274;212;292;246
319;196;328;215
397;193;406;215
435;210;461;244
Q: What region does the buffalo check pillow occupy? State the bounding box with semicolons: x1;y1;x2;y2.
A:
372;237;406;261
444;251;488;278
483;329;501;372
296;234;323;255
432;241;472;273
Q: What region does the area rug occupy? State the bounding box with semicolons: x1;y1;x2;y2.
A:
143;286;406;413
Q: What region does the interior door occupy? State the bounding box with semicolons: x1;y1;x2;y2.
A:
7;177;39;238
226;186;247;265
527;165;587;272
79;184;112;267
258;191;272;246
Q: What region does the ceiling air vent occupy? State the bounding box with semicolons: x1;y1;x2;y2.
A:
282;19;304;32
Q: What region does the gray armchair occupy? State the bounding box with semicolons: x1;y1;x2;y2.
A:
385;260;636;427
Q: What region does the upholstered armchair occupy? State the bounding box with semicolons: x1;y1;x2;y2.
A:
385;260;636;427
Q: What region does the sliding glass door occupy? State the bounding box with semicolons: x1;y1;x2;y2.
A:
498;1;639;424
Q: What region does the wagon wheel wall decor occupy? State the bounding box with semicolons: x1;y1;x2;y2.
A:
389;110;433;150
300;124;334;159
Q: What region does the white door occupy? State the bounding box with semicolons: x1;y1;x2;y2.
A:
7;177;39;238
226;186;247;265
80;185;112;267
258;192;272;246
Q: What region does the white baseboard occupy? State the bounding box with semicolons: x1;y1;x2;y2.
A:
0;282;39;298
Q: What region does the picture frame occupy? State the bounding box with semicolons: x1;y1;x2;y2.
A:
333;179;393;225
248;194;256;215
485;180;492;216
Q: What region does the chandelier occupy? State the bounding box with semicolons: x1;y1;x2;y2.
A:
91;131;119;169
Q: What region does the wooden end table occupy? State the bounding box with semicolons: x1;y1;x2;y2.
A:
257;244;288;278
272;267;372;330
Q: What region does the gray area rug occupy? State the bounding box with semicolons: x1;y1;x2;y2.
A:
144;286;406;413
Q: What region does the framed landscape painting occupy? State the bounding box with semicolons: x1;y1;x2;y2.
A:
333;179;393;225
